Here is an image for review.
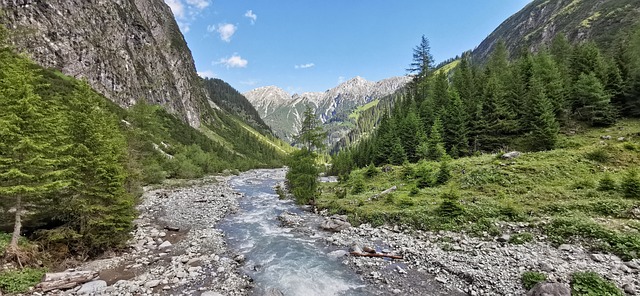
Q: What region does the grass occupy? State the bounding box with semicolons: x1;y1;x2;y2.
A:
434;59;461;75
348;99;380;121
318;119;640;259
0;268;46;293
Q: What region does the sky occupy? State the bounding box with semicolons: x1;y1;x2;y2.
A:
165;0;532;94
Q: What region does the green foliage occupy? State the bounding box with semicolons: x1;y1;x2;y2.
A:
409;186;420;196
437;190;465;218
621;170;640;198
571;272;624;296
275;184;287;200
351;176;365;195
510;232;534;244
286;150;319;205
597;174;617;191
585;148;611;162
0;268;46;293
436;157;452;185
521;271;547;290
335;188;347;199
364;163;379;178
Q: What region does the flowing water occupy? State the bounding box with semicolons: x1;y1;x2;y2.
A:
219;169;372;296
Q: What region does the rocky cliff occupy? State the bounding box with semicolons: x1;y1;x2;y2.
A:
1;0;204;127
472;0;640;63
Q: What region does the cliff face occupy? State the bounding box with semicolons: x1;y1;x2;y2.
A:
1;0;204;127
472;0;640;63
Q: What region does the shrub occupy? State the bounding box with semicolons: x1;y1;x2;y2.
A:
510;232;534;245
401;161;415;180
571;179;596;190
585;148;610;163
351;177;365;195
436;158;451;185
597;174;617;191
409;186;420;196
142;160;167;184
335;188;347;199
621;170;640;199
571;272;623;296
0;268;47;294
364;163;379;178
397;196;415;208
437;190;465;218
275;184;287;199
521;271;547;290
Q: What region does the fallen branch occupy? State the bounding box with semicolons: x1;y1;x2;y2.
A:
164;226;180;232
368;186;397;201
36;271;98;292
350;252;403;260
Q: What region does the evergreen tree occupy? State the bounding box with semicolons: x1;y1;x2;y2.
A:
0;55;69;258
398;109;424;162
442;90;469;157
295;105;326;153
408;35;435;96
571;72;616;126
526;77;560;151
424;117;447;161
389;137;407;165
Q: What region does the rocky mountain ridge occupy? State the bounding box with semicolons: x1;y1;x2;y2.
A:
1;0;204;127
244;76;410;143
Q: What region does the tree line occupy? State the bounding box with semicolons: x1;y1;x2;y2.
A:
331;28;640;176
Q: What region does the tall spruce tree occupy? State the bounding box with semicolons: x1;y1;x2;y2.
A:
408;35;435;98
0;55;69;259
571;72;616;126
295;105;326;153
526;77;560;150
443;90;470;158
423;117;447;161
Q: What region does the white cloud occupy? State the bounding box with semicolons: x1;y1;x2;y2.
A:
244;10;257;24
186;0;209;9
164;0;210;34
338;76;346;83
165;0;185;18
197;70;216;79
295;63;315;69
206;24;216;32
216;23;237;42
216;54;248;68
240;79;259;86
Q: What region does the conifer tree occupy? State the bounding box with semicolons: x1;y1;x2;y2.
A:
526;77;559;151
389;137;407;165
398;110;424;162
443;90;470;157
295;105;326;153
408;35;435;97
0;55;69;258
571;72;616;126
424;117;447;161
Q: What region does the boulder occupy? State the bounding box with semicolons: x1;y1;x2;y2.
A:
158;241;172;250
501;151;521;159
277;211;303;227
601;135;612;140
265;288;285;296
77;280;107;295
144;280;161;288
320;215;351;232
526;282;571;296
201;292;224;296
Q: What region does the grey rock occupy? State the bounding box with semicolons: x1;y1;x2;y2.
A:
618;137;626;141
144;280;161;288
497;234;511;243
558;244;572;251
501;151;522;159
601;135;612;140
265;288;285;296
626;261;640;270
234;254;246;263
623;283;636;295
77;280;107;295
201;292;224;296
320;215;352;232
327;250;349;259
539;262;555;272
277;211;304;227
158;241;172;250
526;282;570;296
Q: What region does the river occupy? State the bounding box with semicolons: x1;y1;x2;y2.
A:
219;169;372;296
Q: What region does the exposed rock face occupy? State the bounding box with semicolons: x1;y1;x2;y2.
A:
1;0;204;127
244;76;410;143
472;0;640;63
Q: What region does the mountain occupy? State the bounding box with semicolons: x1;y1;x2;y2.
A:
472;0;640;62
1;0;204;127
244;76;410;144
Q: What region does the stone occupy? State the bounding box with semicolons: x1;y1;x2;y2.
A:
625;261;640;270
277;211;303;227
234;254;246;263
623;283;636;295
539;262;554;272
265;288;285;296
501;151;521;159
591;253;605;262
558;244;572;251
158;241;172;250
327;250;349;259
617;137;626;142
77;280;107;295
496;234;511;243
363;246;376;254
176;271;188;278
144;280;161;288
201;292;224;296
320;215;352;232
526;282;570;296
601;135;612;140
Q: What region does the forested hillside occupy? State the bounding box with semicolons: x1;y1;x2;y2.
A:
0;31;286;266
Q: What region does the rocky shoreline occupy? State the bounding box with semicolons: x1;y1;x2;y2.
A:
37;176;252;296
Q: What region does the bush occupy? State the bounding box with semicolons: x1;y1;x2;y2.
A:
409;186;420;196
0;268;47;294
364;163;379;178
401;161;415;180
571;272;623;296
396;196;415;208
142;160;167;184
510;232;534;245
585;148;611;163
621;170;640;198
351;176;365;195
437;190;465;218
597;174;617;191
335;188;347;199
571;179;596;190
521;271;547;290
436;158;451;185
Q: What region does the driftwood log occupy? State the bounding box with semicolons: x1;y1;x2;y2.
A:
350;252;403;260
36;270;98;292
368;186;397;201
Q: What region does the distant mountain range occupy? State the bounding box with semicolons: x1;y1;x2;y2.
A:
244;76;410;144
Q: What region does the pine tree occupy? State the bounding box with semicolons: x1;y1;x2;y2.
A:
295;105;326;153
424;117;447;161
571;72;616;126
398;109;424;162
408;35;435;96
389;137;407;165
526;77;560;151
0;55;69;258
442;90;470;157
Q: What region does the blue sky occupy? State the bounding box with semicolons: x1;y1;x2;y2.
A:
165;0;532;93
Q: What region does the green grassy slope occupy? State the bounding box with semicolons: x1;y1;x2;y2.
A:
319;120;640;259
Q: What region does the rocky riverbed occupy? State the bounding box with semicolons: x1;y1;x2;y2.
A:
38;176;252;296
324;222;640;296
